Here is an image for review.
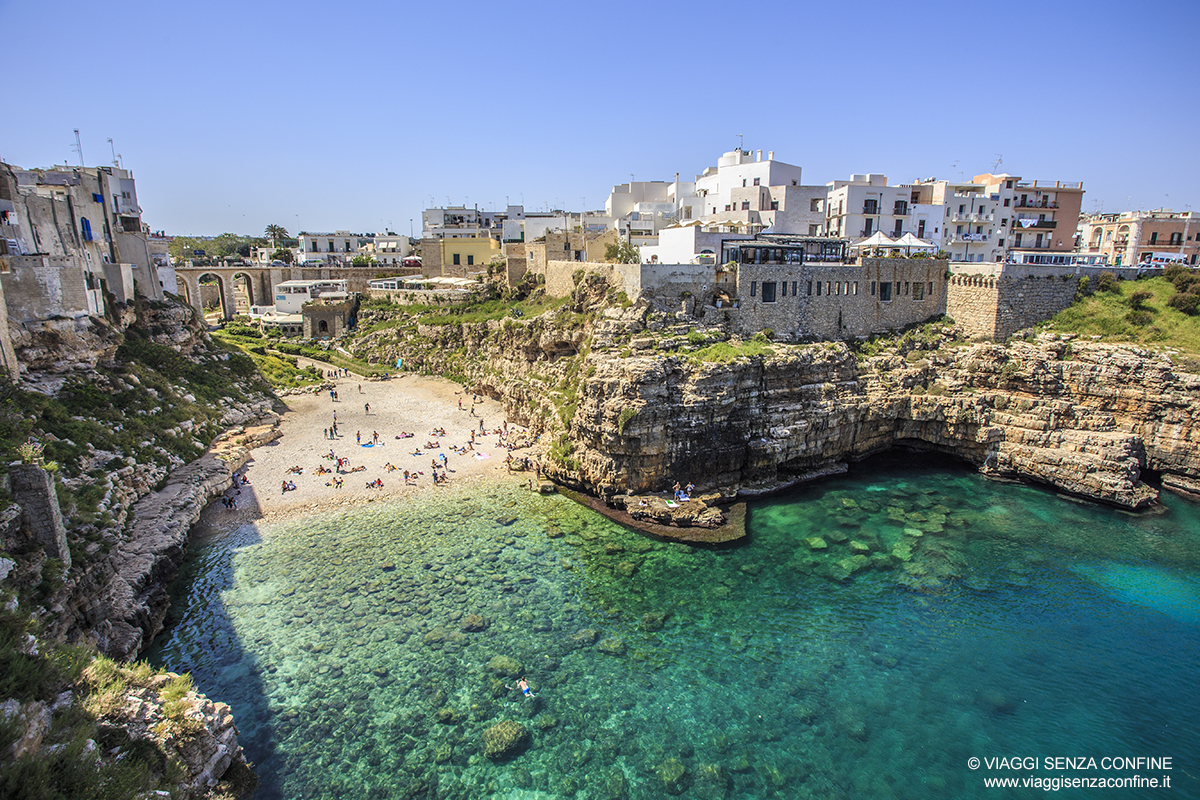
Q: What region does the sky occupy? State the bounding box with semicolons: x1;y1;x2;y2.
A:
2;0;1198;237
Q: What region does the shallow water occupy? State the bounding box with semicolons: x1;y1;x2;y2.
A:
148;454;1200;799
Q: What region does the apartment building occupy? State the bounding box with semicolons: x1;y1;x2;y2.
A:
692;149;826;236
297;231;362;264
1079;210;1200;266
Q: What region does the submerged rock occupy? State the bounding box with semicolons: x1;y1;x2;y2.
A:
460;614;489;632
658;757;690;795
482;719;530;759
487;655;522;676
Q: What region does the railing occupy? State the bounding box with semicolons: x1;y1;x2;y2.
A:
950;212;994;223
1015;200;1058;209
863;204;879;214
1014;219;1057;229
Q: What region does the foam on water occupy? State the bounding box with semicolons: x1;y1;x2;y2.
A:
147;454;1200;799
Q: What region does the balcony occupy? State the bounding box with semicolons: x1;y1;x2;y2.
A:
1014;219;1057;229
948;233;990;244
949;212;994;223
1015;200;1058;209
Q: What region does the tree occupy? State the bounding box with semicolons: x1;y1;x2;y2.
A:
604;239;640;264
271;248;294;264
351;254;376;267
265;224;289;245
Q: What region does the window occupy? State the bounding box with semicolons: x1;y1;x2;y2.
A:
791;281;797;297
879;281;892;301
904;282;910;295
771;201;779;211
1004;198;1011;207
742;179;747;187
959;204;965;213
467;255;474;265
913;282;925;300
761;281;777;303
725;205;731;212
81;217;92;242
998;238;1005;247
864;199;878;214
918;220;926;238
750;281;756;297
927;282;933;295
1001;218;1007;226
1170;233;1182;245
453;253;461;265
574;250;582;260
826;281;832;295
811;199;822;212
328;240;335;252
807;281;813;296
741;201;750;210
1150;232;1159;244
834;282;840;296
870;281;876;296
853;282;858;295
1006;180;1014;189
1015;233;1023;247
816;281;822;296
957;225;963;234
753;178;760;186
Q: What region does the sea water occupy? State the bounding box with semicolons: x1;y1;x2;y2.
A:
147;453;1200;799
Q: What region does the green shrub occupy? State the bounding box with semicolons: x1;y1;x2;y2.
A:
1096;272;1120;293
1167;292;1200;315
1128;290;1153;310
617;407;637;434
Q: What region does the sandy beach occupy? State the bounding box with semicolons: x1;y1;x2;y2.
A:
197;370;538;533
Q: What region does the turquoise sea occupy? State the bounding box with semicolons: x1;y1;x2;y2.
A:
147;453;1200;799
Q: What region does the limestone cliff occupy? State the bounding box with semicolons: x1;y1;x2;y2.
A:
566;334;1195;509
350;292;1199;510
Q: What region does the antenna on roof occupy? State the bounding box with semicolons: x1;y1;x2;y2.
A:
71;129;84;167
107;138;119;168
992;154;1003;173
737;133;743;151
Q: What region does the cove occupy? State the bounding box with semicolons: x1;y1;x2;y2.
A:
146;453;1200;799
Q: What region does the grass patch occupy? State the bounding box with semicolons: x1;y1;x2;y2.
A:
687;340;775;364
1046;276;1200;353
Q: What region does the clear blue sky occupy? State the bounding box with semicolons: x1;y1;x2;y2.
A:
2;0;1197;236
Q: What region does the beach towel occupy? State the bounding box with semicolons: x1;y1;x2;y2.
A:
362;443;374;447
666;501;680;508
474;452;491;459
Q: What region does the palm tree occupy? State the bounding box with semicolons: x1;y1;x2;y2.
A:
264;224;289;246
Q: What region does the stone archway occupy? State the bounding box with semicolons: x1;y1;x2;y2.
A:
231;272;256;315
197;272;230;321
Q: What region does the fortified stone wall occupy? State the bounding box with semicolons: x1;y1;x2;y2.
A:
946;273;1080;340
735;258;948;339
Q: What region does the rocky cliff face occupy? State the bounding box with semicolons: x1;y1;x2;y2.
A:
351;295;1200;510
565;333;1197;509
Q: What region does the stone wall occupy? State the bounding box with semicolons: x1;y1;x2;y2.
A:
1;255;90;322
734;258;948;340
302;297;356;339
947;273;1080;340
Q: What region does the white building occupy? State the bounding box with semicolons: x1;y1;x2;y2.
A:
297;231;360;264
271;279;349;314
364;234;412;265
638;224;753;265
693;149;826;236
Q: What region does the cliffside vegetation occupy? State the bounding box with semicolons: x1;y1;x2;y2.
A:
1046;272;1200;356
0;296;271;798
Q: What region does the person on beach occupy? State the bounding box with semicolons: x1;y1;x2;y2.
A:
357;431;361;444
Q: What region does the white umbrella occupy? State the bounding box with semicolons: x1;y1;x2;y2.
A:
853;231;897;249
894;233;938;251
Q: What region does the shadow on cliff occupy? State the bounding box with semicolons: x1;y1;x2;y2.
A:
141;507;281;798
